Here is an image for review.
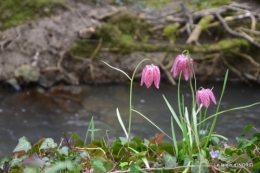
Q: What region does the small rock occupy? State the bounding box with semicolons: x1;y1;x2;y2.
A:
14;65;40;83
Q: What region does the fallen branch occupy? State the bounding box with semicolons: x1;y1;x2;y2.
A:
187;15;214;44
158;53;176;85
215;12;260;48
221;55;249;83
230;51;260;67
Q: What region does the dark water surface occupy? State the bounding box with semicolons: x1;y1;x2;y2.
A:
0;82;259;158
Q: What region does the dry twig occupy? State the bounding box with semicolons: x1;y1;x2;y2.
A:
215;12;260;48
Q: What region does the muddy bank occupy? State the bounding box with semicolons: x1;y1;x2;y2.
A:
1;0;260;89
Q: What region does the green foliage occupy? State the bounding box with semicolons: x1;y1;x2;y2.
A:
163;23;180;43
13;136;32;153
163;153;177;167
1;123;260;172
92;0;180;8
0;0;63;30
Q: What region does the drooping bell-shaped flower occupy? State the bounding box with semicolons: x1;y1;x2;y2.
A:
196;88;217;108
171;54;194;81
141;64;160;89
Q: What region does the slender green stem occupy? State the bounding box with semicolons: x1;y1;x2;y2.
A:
127;59;150;158
202;108;208;135
198;111;202;139
186;51;195;110
177;73;188;152
204;70;228;147
177;72;183;119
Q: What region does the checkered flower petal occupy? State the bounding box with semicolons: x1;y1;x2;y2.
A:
141;64;160;89
171;54;194;81
153;65;161;89
196;88;217;108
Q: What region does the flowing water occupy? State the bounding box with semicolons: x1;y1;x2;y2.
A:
0;81;259;158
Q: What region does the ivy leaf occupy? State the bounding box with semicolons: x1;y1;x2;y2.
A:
13;136;32;152
40;138;57;150
164;153;177;168
58;146;69;156
91;159;106;173
129;162;146;173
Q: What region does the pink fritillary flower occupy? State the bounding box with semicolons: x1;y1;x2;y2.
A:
141;64;160;89
196;88;217;108
171;54;194;81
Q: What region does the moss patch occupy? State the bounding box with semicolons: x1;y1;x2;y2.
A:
163;23;180;43
0;0;63;30
107;13;152;42
69;13;153;57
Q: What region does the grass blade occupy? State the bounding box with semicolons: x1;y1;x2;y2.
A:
162;95;182;132
171;117;178;158
116;108;128;138
132;109;172;140
198;102;260;125
184;107;192;147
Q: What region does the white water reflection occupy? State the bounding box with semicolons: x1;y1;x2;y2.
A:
0;82;259;158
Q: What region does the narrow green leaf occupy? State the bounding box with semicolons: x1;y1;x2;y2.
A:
132;109;171;140
198;102;260;125
116;108;128;138
184;107;192;147
13;136;32;152
162;95;182;132
171;117;178;158
84;116;95;144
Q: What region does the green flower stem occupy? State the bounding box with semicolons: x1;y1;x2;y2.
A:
177;72;183;121
204;70;228;147
198;111;202;139
202;108;208;136
102;59;149;160
127;59;149;157
185;50;196;110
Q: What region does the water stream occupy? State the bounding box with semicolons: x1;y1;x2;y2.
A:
0;81;259;158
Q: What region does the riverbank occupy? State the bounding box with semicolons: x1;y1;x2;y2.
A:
1;0;260;90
